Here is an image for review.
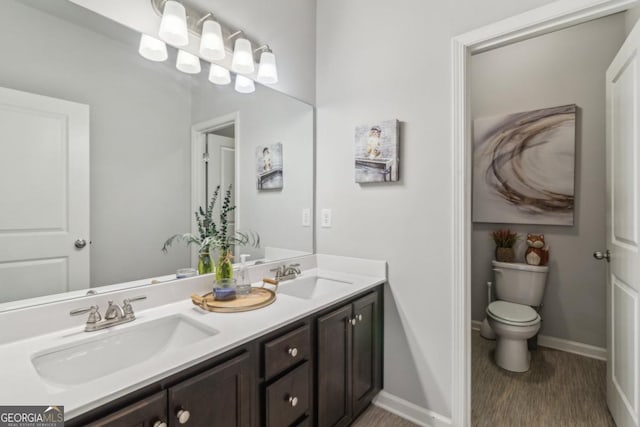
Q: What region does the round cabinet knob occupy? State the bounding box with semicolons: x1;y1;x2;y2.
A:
288;347;298;357
74;239;87;249
350;318;357;326
288;396;298;407
176;409;190;424
153;421;168;427
357;314;363;322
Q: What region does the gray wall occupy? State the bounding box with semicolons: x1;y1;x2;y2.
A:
471;14;625;348
626;5;640;35
315;0;558;418
0;1;191;286
190;75;314;256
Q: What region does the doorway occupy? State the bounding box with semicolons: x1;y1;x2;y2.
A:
451;1;639;425
191;113;240;267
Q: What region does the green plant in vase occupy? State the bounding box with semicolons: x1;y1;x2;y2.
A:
162;185;260;278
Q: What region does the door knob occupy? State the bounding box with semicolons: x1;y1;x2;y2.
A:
153;421;167;427
74;239;87;249
593;250;611;262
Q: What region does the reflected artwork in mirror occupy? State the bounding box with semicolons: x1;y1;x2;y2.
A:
0;0;314;311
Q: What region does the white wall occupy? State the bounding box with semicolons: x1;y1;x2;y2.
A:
315;0;565;419
0;1;192;287
471;14;625;348
191;74;314;257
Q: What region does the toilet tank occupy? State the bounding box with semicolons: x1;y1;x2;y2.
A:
492;261;549;306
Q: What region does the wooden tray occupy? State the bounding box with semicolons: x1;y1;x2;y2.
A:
191;287;276;313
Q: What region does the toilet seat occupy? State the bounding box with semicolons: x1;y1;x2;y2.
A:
487;301;540;327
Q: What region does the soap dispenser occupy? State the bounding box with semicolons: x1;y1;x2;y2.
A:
237;254;251;295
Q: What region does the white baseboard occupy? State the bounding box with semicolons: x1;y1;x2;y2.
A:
372;390;452;427
471;320;607;361
536;335;607;361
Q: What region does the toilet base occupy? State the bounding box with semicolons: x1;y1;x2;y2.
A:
495;336;531;372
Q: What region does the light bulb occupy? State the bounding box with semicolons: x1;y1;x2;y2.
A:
231;38;254;74
257;51;278;84
200;20;225;61
235;75;255;94
208;64;231;85
159;0;189;47
176;50;201;74
138;34;168;62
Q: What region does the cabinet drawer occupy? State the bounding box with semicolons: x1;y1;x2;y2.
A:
266;361;310;427
264;324;310;379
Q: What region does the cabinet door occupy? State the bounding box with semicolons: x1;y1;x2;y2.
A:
85;391;167;427
316;304;352;427
168;352;253;427
352;292;381;416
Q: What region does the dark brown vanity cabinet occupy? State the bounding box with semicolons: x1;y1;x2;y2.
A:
77;351;255;427
85;391;167;427
168;351;254;427
262;324;313;427
316;292;381;427
70;285;382;427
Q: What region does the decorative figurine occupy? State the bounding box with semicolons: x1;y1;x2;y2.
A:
525;233;549;266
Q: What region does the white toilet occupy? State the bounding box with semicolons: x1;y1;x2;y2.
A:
486;260;549;372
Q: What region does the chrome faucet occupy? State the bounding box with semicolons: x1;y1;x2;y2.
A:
71;296;146;332
270;263;301;282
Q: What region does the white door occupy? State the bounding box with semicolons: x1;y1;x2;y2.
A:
0;87;90;304
605;20;640;427
206;133;236;238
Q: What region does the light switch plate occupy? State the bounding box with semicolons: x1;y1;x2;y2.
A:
302;208;311;227
321;209;332;228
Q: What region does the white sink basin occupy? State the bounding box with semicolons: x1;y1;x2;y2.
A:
32;315;218;387
277;276;354;300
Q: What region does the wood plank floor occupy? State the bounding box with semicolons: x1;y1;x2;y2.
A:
472;330;614;427
352;331;612;426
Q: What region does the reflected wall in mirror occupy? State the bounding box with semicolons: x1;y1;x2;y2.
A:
0;0;314;311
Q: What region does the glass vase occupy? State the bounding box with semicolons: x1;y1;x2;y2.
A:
198;251;213;275
215;250;234;282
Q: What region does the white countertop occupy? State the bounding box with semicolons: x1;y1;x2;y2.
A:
0;255;385;420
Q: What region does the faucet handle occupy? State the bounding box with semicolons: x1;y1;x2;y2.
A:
70;305;101;324
123;295;146;319
270;265;285;278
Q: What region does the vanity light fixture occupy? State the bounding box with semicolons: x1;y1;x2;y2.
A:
229;31;255;74
148;0;280;91
138;34;168;62
199;16;225;61
158;0;189;47
176;49;201;74
208;63;231;85
234;74;255;94
255;45;278;85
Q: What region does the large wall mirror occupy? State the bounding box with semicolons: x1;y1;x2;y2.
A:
0;0;314;311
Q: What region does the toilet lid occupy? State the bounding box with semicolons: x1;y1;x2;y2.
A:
487;301;538;323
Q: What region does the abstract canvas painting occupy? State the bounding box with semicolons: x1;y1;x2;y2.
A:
354;119;400;183
472;104;576;225
256;142;283;190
